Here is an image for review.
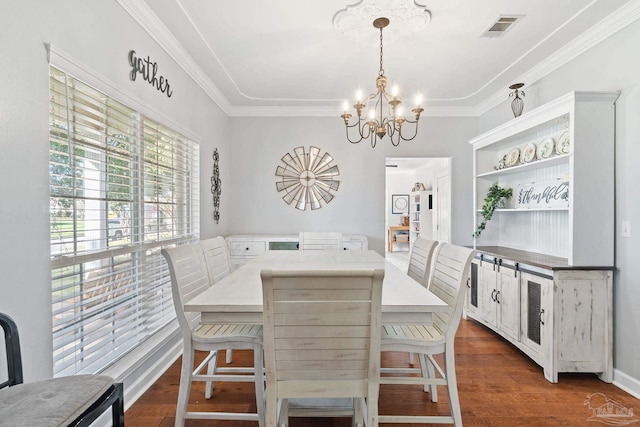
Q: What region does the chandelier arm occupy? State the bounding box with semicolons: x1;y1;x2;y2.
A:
397;122;420;142
385;121;400;146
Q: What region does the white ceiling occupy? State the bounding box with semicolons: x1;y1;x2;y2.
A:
122;0;634;116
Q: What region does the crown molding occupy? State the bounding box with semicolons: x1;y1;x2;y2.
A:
118;0;640;119
474;0;640;116
228;105;477;118
116;0;233;115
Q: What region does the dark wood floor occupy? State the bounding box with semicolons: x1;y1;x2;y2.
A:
125;319;638;426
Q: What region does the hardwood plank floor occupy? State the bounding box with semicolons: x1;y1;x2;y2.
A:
125;319;638;426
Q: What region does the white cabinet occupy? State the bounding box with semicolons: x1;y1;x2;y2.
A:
465;249;613;384
226;234;368;269
476;255;520;342
466;92;616;383
470;91;618;266
409;191;432;243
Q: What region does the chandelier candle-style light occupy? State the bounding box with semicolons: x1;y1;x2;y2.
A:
341;17;423;148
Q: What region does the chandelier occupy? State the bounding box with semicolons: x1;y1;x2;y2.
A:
341;17;423;148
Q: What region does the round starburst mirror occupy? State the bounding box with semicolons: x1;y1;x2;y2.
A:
275;146;340;211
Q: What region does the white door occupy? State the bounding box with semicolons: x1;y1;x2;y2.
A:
435;174;450;242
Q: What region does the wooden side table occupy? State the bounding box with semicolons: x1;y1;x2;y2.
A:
388;225;410;252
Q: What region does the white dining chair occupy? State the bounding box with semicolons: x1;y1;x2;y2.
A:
162;244;265;427
261;268;384;427
298;232;343;250
379;243;476;426
200;236;235;371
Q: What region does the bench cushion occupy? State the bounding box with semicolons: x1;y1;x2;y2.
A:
0;374;114;426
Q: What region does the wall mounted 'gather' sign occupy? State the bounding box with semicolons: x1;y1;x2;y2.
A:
128;50;173;97
515;178;569;209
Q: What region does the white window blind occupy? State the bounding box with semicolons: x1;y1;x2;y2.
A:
49;66;199;376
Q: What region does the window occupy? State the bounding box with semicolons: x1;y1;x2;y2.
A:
49;66;199;376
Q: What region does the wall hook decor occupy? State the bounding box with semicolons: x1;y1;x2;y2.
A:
211;149;221;223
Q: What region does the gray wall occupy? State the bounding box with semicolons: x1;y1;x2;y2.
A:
0;1;230;381
228;116;477;253
479;20;640;385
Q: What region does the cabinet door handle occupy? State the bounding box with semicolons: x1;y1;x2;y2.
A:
491;289;496;302
539;309;545;325
493;258;497;271
514;262;519;278
245;247;250;251
495;290;501;304
466;278;471;288
480;254;484;266
497;258;502;272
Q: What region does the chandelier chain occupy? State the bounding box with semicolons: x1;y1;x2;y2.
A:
379;27;385;76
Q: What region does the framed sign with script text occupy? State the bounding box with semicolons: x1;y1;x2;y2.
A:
515;178;569;209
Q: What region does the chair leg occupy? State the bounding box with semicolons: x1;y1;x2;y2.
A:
205;350;218;399
419;353;438;401
226;348;233;363
279;399;289;427
444;348;462;426
112;383;125;427
408;352;415;366
353;397;363;427
266;389;278;427
254;346;266;427
175;347;194;427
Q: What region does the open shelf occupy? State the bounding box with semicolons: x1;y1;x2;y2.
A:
477;154;569;178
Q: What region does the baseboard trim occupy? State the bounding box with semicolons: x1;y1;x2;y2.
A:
613;369;640;399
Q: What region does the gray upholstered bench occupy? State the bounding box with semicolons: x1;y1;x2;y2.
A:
0;313;124;426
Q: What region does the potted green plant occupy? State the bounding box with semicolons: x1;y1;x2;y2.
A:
473;183;513;238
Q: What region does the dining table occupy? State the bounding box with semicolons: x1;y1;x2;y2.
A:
185;249;448;325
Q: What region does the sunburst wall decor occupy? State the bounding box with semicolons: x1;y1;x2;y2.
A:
275;146;340;211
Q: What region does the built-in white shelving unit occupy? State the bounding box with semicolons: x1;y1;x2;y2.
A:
465;91;618;384
471;91;618;266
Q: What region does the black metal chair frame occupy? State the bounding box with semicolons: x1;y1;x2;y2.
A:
0;312;125;426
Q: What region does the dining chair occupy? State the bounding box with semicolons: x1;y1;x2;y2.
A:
200;236;235;371
379;243;476;426
405;237;439;366
298;232;343;250
261;268;384;427
0;312;124;427
162;244;265;427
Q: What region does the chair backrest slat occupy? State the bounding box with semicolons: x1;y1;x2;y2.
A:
407;237;438;287
162;244;210;334
428;244;476;338
200;236;231;283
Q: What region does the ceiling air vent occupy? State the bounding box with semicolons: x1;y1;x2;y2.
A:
481;15;524;38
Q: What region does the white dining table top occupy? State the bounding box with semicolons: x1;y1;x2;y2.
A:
185;250;448;324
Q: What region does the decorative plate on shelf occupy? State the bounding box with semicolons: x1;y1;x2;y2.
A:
537;137;555;159
522;143;537;163
556;132;570;154
506;147;520;167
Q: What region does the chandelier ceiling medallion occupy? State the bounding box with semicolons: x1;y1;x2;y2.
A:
340;17;424;148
